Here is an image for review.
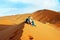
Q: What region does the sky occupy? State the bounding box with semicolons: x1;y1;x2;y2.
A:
0;0;60;16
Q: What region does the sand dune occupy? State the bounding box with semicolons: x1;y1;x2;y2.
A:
0;9;60;40
0;22;25;40
21;20;60;40
32;9;60;24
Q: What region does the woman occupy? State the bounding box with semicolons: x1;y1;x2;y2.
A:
25;16;36;26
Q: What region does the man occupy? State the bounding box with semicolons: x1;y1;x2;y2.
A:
25;16;36;26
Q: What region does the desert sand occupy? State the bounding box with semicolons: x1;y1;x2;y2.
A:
0;9;60;40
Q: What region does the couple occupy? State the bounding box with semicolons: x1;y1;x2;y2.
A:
25;16;36;26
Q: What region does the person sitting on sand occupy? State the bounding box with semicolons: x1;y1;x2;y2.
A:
25;16;36;26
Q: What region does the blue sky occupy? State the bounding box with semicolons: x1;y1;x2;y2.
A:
0;0;60;16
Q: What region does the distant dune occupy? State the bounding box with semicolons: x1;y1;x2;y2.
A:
32;9;60;24
0;9;60;40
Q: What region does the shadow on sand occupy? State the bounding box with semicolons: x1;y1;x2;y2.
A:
0;22;25;40
17;22;25;40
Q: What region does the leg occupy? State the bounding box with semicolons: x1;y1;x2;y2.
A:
25;19;30;24
31;21;36;26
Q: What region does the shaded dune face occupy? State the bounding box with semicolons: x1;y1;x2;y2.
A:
0;22;25;40
32;9;60;24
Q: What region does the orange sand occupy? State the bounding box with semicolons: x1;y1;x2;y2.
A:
0;11;60;40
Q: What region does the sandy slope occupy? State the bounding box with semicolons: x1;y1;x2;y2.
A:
0;13;60;40
32;9;60;24
0;14;31;30
21;21;60;40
